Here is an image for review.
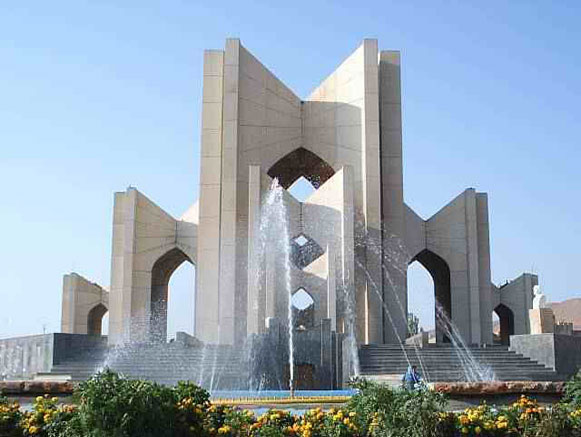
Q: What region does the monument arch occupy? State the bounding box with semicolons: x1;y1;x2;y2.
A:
87;303;108;336
150;247;195;342
493;303;515;345
409;249;452;343
57;39;540;353
267;147;336;189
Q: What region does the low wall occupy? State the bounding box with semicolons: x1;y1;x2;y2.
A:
0;335;54;379
0;333;107;380
510;333;581;377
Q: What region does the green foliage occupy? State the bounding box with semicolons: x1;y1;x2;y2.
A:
0;398;23;437
2;372;581;436
347;378;447;437
407;313;420;338
531;403;578;437
173;380;210;405
565;370;581;408
73;368;177;437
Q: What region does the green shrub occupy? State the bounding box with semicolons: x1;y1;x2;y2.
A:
532;403;578;437
0;397;23;437
173;380;210;405
347;378;447;437
73;368;177;437
2;371;581;436
565;370;581;408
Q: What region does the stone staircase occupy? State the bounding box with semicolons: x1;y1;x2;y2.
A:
47;343;250;389
359;344;560;382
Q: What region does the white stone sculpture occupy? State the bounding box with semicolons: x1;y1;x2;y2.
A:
532;285;548;309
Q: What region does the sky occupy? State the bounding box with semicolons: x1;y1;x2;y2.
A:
1;1;580;337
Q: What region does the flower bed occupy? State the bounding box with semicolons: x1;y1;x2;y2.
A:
1;370;581;436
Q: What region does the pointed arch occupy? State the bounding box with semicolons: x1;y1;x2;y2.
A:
87;303;108;336
410;249;452;343
150;247;193;342
493;303;514;345
267;147;335;189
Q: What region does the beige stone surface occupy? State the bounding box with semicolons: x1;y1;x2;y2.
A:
529;308;555;334
62;39;536;352
61;273;108;335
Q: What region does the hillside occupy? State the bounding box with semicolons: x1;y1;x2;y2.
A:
549;297;581;329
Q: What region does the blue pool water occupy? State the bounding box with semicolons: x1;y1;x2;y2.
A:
210;389;355;399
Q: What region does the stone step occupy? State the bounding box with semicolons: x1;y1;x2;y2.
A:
358;344;558;382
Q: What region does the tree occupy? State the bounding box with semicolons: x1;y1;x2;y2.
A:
407;312;419;338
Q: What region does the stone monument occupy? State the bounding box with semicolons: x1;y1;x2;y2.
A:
1;39;555;385
529;285;555;334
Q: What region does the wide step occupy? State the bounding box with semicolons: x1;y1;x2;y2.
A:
358;344;560;382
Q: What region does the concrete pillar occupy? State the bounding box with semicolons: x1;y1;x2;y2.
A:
109;189;137;344
326;245;337;331
340;166;357;344
362;39;383;344
320;318;332;388
217;38;241;345
465;189;482;344
379;50;407;344
247;165;264;335
195;48;225;344
476;193;493;344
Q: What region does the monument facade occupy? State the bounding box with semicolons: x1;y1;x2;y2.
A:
62;39;537;348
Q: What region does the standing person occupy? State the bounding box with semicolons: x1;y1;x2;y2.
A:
402;365;421;390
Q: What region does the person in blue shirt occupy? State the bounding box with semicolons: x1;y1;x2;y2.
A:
402;365;422;390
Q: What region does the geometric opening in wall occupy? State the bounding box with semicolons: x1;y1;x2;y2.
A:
287;176;316;202
291;288;314;310
290;233;324;270
292;287;315;330
294;234;309;247
267;147;335;191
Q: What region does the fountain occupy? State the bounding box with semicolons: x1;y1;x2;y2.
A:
435;303;496;382
355;230;496;383
260;179;295;394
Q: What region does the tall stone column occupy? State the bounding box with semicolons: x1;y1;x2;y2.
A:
379;50;407;344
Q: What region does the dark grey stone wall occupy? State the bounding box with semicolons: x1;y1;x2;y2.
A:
52;333;107;364
248;318;342;389
554;334;581;377
510;333;581;377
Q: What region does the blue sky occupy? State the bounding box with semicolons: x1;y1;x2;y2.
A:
1;1;579;337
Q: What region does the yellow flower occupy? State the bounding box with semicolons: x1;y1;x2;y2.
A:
461;427;469;434
474;426;481;434
218;424;231;434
